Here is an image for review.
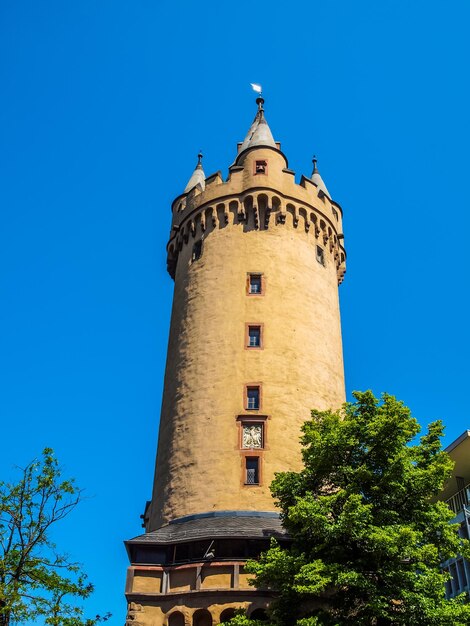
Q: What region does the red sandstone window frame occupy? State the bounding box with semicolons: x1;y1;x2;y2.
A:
239;452;263;487
236;416;268;488
245;323;264;350
244;456;261;485
236;415;268;450
246;273;265;296
244;384;262;411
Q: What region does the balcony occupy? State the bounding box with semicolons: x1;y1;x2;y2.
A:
445;484;470;516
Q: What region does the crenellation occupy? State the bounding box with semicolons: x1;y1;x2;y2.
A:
166;190;346;282
204;171;224;190
172;150;343;234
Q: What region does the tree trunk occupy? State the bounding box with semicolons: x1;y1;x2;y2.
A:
0;602;11;626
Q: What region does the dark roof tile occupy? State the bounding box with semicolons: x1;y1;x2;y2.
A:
128;512;287;545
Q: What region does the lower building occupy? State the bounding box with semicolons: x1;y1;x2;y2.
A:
125;511;286;624
439;430;470;599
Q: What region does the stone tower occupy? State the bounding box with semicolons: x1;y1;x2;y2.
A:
125;97;347;626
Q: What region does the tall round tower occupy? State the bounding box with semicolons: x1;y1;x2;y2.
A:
125;97;346;626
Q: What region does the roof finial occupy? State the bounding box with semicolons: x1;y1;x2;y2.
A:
312;155;318;173
235;85;276;158
250;83;264;112
197;151;203;168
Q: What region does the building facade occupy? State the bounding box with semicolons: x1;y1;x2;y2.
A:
439;430;470;600
124;97;347;626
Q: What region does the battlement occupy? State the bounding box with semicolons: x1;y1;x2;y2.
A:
167;149;346;284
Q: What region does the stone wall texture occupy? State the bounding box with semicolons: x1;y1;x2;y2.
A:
148;148;346;530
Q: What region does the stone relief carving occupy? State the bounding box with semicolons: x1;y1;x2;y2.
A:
243;424;262;449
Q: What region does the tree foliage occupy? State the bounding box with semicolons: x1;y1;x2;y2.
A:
241;391;470;625
0;448;110;626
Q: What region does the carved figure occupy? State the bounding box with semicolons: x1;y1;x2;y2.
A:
243;425;262;448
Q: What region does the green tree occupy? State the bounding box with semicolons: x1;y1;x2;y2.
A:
0;448;110;626
239;391;470;626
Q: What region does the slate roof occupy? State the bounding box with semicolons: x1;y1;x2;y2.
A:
128;511;287;545
238;97;277;156
311;157;331;198
184;152;205;193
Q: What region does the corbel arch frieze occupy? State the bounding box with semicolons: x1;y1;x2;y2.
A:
319;219;328;245
252;192;271;230
166;193;346;282
253;203;259;229
254;192;269;208
286;203;298;227
170;199;341;246
299;207;310;232
240;194;254;222
182;221;191;244
229;199;239;224
216;202;229;225
266;195;281;229
167;243;176;264
206;206;217;228
328;227;334;251
271;195;282;212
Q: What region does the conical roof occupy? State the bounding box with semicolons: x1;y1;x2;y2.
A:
310;156;331;198
184;152;205;193
238;97;276;154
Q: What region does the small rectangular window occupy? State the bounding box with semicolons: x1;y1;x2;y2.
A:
316;245;325;266
248;274;263;295
245;457;260;485
254;160;267;175
246;386;260;410
247;325;261;348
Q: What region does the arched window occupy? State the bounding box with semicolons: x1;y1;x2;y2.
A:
219;608;236;623
193;608;212;626
168;611;185;626
250;608;268;621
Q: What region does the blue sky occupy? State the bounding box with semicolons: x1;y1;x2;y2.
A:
1;0;469;621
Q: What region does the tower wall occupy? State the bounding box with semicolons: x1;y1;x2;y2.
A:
148;149;346;530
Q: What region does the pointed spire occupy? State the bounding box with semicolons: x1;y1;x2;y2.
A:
238;96;276;155
184;152;205;193
310;155;331;198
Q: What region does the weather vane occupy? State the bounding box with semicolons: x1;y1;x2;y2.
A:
250;83;262;95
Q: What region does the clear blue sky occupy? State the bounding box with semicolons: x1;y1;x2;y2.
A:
1;0;469;621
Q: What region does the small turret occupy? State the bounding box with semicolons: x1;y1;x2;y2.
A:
310;155;331;198
184;152;205;193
